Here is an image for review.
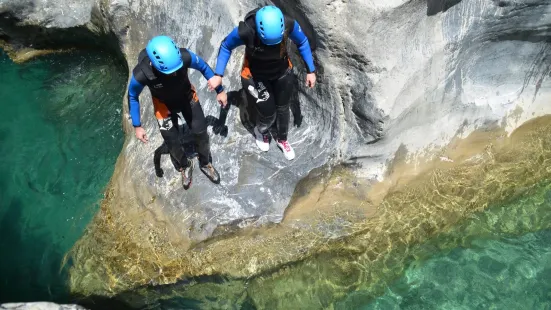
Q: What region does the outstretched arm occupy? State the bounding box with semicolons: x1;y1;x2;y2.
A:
186;49;225;94
214;27;245;77
289;21;316;74
208;27;244;106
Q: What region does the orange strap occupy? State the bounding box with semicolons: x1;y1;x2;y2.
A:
152;87;198;120
240;56;293;80
152;97;170;120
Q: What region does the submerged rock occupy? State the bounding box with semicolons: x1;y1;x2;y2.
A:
2;0;551;298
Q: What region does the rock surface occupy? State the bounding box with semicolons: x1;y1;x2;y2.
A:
0;0;118;53
2;0;551;298
97;0;551;244
106;0;354;240
0;303;86;310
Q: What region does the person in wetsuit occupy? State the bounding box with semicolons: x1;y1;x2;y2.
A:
208;5;316;160
128;35;225;189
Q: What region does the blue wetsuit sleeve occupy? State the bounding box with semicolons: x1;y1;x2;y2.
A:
289;21;316;73
187;49;225;93
215;27;245;76
128;75;145;127
187;49;215;80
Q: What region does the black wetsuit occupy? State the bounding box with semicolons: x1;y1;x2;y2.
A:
128;48;220;168
215;8;316;141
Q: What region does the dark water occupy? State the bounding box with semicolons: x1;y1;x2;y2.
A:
0;50;126;303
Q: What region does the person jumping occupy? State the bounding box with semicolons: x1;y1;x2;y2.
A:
128;35;226;189
208;5;316;160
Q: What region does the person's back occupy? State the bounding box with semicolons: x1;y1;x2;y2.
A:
237;8;296;80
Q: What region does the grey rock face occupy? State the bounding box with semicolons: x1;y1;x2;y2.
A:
0;0;94;28
0;303;86;310
0;0;114;50
116;0;551;243
345;0;551;179
108;0;356;241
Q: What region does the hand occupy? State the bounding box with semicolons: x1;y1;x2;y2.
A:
217;91;228;108
306;73;316;88
208;76;223;92
135;126;148;143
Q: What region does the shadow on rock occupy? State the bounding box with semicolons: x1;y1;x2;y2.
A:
225;76;303;140
70;274;246;310
427;0;463;15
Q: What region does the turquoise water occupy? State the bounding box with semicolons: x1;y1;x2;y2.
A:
343;229;551;310
120;184;551;309
0;50;126;303
336;182;551;310
128;225;551;310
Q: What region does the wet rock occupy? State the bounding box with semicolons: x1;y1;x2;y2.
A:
427;0;463;15
0;303;86;310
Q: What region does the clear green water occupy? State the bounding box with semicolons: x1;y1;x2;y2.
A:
124;184;551;309
0;50;126;303
334;182;551;310
343;229;551;310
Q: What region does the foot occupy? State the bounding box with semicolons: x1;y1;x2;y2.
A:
254;126;270;152
277;139;295;160
181;159;194;190
200;163;221;184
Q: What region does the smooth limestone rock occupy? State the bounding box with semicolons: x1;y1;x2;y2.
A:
344;0;551;179
101;0;356;241
0;303;86;310
277;0;551;181
2;0;551;297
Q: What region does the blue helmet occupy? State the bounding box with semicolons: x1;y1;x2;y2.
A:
146;35;183;74
255;6;284;45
